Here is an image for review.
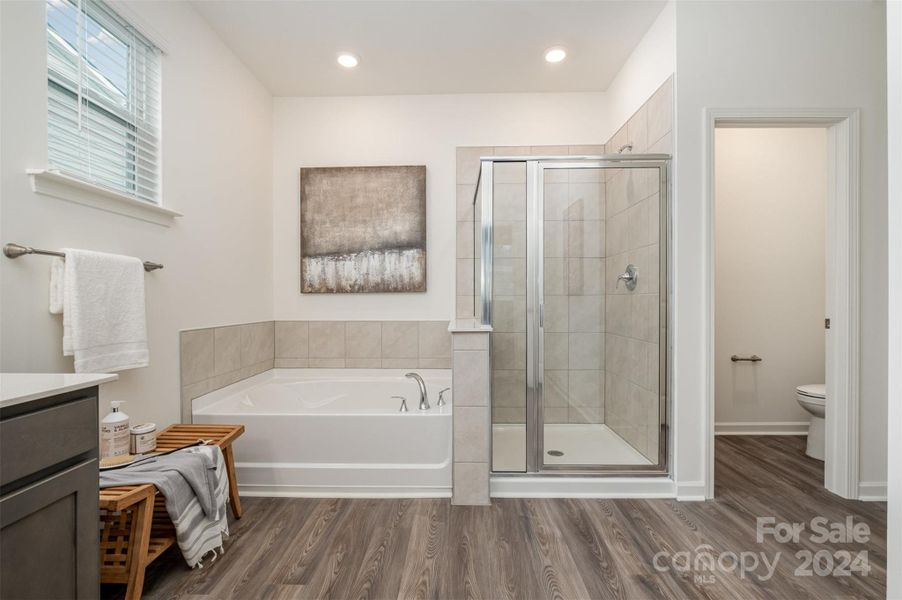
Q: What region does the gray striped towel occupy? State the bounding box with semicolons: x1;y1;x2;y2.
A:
100;445;230;568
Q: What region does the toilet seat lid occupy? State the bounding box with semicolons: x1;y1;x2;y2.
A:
796;383;826;399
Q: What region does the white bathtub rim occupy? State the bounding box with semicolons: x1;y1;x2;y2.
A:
191;367;452;415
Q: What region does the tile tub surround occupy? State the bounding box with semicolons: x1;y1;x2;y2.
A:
181;320;451;421
603;76;672;462
274;320;451;369
450;325;491;505
180;321;275;422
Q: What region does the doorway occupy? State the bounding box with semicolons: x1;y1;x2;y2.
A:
713;128;828;480
704;109;861;499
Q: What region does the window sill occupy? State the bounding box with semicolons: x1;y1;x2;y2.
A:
27;169;182;227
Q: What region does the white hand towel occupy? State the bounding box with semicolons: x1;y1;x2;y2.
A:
61;249;149;373
49;257;65;315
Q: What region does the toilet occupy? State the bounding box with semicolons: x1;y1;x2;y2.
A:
796;383;826;460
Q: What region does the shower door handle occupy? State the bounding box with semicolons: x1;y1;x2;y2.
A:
539;303;544;328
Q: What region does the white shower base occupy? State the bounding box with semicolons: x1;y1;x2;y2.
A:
492;423;651;471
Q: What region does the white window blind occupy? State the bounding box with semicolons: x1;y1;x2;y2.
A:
46;0;161;204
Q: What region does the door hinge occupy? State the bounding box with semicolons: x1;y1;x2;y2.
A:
825;318;831;330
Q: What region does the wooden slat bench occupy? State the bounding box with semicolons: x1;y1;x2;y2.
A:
99;424;245;600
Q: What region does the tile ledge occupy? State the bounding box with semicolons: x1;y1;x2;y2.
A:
448;319;492;333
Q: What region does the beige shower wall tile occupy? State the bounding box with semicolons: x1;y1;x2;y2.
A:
457;258;475;296
568;258;605;296
493;161;526;184
453;462;489;505
213;325;241;376
544;183;570;220
544;369;569;407
569;333;604;370
346;321;382;358
628;103;648;154
308;321;346;358
274;358;309;368
544;295;569;333
180;329;214;385
544;220;567;258
240;321;274;366
491;332;526;370
419;358;451;369
457;295;475;318
457;220;475;259
493;295;526;333
453;350;489;406
494;183;526;221
275;321;308;358
649;131;672;155
494;220;526;259
309;358;346;368
544;333;569;370
457;146;492;186
457;184;478;221
567;182;605;220
419;321;451;359
569;295;604;333
346;357;381;369
493;369;526;408
568;220;605;258
568;144;605;156
454;406;490;462
493;258;526;296
382;321;419;358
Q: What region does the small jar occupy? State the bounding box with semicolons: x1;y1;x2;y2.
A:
130;423;157;454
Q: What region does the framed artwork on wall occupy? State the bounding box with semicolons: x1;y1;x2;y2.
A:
299;165;426;293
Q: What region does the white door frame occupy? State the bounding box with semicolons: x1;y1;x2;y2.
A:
703;108;861;499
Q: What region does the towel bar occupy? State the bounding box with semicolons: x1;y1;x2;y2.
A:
731;354;762;362
3;243;163;272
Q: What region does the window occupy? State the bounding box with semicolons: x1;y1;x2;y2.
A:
46;0;161;204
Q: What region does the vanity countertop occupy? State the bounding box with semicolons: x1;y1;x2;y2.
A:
0;373;118;408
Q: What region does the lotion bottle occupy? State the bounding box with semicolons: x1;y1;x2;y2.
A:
101;401;130;458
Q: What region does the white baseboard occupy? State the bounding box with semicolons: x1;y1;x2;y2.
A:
490;476;676;498
858;482;887;502
675;481;708;501
239;483;452;498
715;421;809;436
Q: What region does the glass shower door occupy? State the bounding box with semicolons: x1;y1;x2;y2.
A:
486;155;669;475
535;160;666;471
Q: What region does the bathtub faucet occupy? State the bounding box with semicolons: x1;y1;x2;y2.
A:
405;372;430;410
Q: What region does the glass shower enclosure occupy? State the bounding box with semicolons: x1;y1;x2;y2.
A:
478;155;670;475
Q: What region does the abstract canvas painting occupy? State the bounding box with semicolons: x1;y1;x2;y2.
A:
300;166;427;293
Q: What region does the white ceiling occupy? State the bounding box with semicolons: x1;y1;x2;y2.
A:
191;1;666;97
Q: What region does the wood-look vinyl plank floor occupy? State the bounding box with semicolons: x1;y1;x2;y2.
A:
105;436;886;600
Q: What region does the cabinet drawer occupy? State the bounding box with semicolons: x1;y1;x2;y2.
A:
0;397;97;487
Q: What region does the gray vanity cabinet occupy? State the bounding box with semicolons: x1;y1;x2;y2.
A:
0;388;100;599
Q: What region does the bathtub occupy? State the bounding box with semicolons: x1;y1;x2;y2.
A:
192;369;452;497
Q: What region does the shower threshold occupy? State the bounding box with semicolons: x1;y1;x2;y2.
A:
492;423;652;472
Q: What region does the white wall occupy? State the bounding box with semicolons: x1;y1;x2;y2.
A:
272;92;609;321
0;1;274;427
673;1;887;496
714;128;826;431
886;0;901;594
604;1;674;139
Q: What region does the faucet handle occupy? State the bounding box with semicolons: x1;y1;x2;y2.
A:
392;396;409;412
437;387;451;407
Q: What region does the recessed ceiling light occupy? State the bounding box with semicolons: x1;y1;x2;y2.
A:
544;46;567;64
337;53;359;68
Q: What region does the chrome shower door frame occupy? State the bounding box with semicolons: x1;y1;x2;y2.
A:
482;155;671;476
